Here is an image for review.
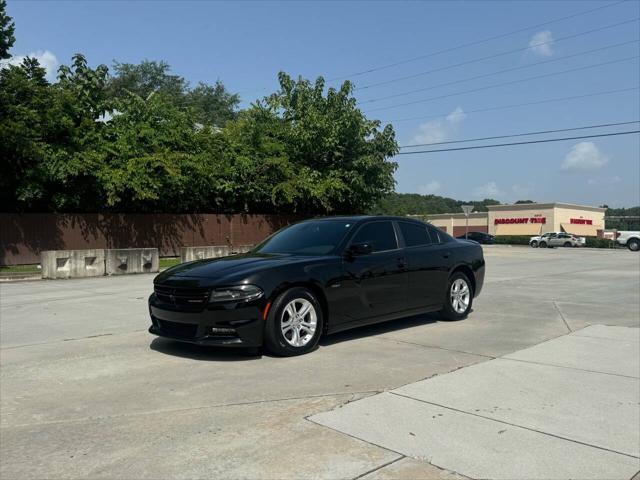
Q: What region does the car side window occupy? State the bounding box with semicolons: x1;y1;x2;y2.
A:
351;221;398;252
426;225;443;244
399;222;433;247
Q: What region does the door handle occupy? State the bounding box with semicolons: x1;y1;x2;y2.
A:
442;252;451;259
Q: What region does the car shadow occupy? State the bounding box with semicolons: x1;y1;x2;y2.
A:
149;337;263;361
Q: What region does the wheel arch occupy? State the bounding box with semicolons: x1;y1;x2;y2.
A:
450;264;476;296
268;281;330;334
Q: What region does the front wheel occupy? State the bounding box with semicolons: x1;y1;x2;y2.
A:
263;287;323;356
628;239;640;252
440;272;473;321
530;241;538;248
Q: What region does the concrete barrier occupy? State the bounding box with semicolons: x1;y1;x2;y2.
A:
41;249;105;279
180;245;254;263
180;245;231;263
233;245;254;254
105;248;159;275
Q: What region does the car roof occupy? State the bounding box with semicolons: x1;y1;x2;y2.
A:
308;215;425;225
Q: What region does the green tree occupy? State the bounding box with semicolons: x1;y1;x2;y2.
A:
0;0;15;60
236;72;398;213
108;60;187;101
187;81;239;127
0;58;51;210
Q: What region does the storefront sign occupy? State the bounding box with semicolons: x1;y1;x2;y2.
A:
570;218;593;225
494;217;546;225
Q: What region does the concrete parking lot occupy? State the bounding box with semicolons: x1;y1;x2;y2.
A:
1;246;639;479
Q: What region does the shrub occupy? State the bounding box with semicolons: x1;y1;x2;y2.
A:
585;237;616;248
493;235;532;245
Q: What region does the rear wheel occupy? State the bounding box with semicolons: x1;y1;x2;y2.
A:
564;242;572;247
263;287;323;356
530;241;538;248
539;241;548;248
628;239;640;251
440;272;473;321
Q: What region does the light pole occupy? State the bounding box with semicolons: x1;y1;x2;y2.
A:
461;205;474;240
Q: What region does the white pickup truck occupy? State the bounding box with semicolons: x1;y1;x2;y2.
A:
617;231;640;251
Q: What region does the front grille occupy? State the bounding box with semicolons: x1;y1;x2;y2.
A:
157;319;198;339
154;285;210;310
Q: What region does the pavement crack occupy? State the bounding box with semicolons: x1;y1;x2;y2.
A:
375;336;496;360
389;391;640;460
500;357;639;379
1;390;380;430
552;301;572;333
351;455;405;480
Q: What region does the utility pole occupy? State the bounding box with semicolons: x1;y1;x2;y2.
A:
461;205;474;240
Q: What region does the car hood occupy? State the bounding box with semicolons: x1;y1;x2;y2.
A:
154;252;331;284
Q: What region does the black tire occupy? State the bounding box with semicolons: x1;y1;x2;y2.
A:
440;271;474;321
539;241;548;248
564;242;572;248
263;287;323;356
530;241;538;248
628;239;640;252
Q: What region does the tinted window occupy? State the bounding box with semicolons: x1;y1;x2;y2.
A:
428;226;454;243
351;222;397;252
399;222;432;247
256;220;354;255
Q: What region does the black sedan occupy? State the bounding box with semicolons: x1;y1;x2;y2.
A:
149;216;485;356
456;231;495;244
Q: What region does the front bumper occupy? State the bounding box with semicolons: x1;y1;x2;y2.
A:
148;294;265;347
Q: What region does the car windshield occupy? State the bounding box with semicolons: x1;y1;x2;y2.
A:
255;220;354;255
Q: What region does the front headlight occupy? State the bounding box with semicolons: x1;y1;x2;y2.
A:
209;284;263;303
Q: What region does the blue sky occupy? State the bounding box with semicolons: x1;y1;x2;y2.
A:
7;0;640;207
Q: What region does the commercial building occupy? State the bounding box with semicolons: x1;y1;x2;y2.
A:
425;202;606;237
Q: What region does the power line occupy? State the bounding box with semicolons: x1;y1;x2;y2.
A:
365;56;639;113
399;121;640;148
359;40;639;105
356;18;638;91
396;130;640;155
385;86;639;123
328;0;629;82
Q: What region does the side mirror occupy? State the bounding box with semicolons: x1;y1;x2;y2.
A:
347;242;373;256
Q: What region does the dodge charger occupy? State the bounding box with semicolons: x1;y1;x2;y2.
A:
149;216;485;356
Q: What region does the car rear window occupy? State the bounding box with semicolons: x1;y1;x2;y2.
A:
351;221;398;252
399;222;432;247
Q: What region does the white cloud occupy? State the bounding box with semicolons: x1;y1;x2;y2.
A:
412;106;466;144
2;50;58;81
418;180;441;195
561;142;609;171
473;181;502;198
510;182;535;200
445;106;466;124
529;31;554;57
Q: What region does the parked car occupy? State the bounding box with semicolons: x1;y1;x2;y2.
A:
529;232;555;248
149;216;485;356
616;231;640;251
530;232;580;248
456;231;495;244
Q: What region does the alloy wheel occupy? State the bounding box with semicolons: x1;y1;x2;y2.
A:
450;278;470;314
280;298;317;347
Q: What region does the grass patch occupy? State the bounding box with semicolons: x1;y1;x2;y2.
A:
0;264;40;274
160;257;181;269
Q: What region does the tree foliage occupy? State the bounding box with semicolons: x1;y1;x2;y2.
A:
0;0;15;60
369;193;500;216
2;53;398;214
